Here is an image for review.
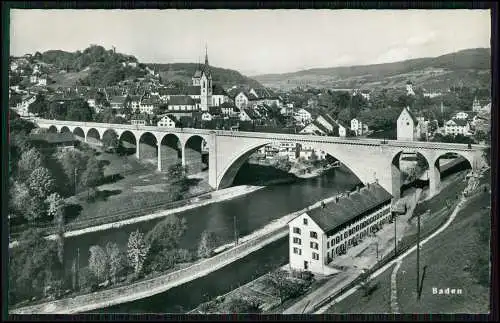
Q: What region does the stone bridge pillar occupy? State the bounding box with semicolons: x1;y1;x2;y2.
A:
429;161;441;197
157;145;162;172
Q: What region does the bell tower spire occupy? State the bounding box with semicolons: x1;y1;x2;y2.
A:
205;43;209;66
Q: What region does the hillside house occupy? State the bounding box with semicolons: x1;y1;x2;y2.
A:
444;119;471;136
240;108;260;122
157;114;176;128
472;97;482;112
167;95;197;113
397;106;420;141
406;81;415;96
454;111;469;120
295;108;313;124
139;95;161;115
15;95;37;117
110;95;130;112
287;183;392;275
350;118;369;136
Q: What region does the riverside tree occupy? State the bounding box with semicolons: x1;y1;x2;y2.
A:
197;230;218;258
17;147;43;181
46;192;66;264
127;229;150;278
88;245;109;284
106;242;125;285
28;166;56;200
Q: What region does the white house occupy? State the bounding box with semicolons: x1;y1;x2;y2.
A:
15;94;37;116
423;89;442;98
472;97;482;112
201;112;214;121
139;96;161;115
406;81;415;96
444;119;471;136
234;92;249;109
157;115;176;128
350;118;369;136
454;111;469;120
397;107;420;141
288;183;392;275
295;108;313;124
337;122;347;137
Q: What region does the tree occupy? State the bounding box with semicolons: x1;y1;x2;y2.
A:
88;245;109;284
102;131;119;150
222;297;261;313
10;229;62;302
28;167;56;200
17;147;43;180
197;230;218;258
337;108;352;124
46;192;66;264
80;155;104;199
28;95;49;117
167;163;187;182
146;215;187;254
9;180;31;215
57;149;88;193
127;229;150;277
65;99;93;121
105;242;125;285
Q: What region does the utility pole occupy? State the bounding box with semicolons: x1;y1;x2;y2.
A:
416;209;421;300
394;211;397;258
376;241;379;260
234;215;238;246
76;247;80;290
74;167;78;195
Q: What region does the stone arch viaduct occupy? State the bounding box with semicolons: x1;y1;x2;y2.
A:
34;118;487;199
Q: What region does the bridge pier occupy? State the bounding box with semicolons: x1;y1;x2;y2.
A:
429;162;441;198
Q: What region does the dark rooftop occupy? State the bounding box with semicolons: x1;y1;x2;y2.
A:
30;132;76;145
305;183;392;234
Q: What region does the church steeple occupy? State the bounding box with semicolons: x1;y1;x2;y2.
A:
205;44;209;66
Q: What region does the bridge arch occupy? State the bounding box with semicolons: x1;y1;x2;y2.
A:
48;125;58;133
86;128;101;145
73;127;85;141
390;150;431;198
184;135;209;175
159;133;182;172
60;126;71;134
138;131;158;162
218;142;271;189
119;130;137;156
429;151;473;196
217;140;371;190
102;129;120;150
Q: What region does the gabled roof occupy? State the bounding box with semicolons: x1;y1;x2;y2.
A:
311;120;330;134
401;106;419;125
186;86;201;96
110;95;128;105
447;118;470;127
212;84;227;96
29;132;76;144
305;183;392;234
242;108;260;120
317;113;337;127
220;101;236;110
168;95;195;106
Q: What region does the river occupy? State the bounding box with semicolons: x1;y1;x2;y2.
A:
63;166;360;271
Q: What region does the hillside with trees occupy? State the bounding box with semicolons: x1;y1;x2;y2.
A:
254;48;491;90
146;63;263;89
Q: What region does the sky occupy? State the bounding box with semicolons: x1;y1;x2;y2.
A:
10;9;491;76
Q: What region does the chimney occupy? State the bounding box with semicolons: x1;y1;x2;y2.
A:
321;201;326;209
335;196;339;203
356;186;360;193
346;191;350;197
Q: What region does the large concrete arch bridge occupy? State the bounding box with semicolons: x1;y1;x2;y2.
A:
34;118;487;198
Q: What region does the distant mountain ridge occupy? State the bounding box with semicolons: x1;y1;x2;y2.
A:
145;63;263;89
254;48;491;90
